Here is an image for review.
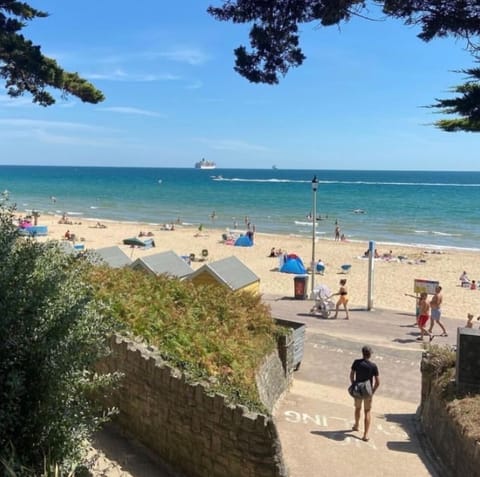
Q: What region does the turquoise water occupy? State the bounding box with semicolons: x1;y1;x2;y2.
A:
1;166;480;250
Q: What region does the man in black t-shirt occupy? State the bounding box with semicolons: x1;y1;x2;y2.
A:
350;345;380;442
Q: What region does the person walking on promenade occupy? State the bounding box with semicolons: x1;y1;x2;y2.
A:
417;292;433;342
350;346;380;442
332;278;349;319
428;285;447;337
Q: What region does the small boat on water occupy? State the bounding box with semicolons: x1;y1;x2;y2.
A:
195;158;216;169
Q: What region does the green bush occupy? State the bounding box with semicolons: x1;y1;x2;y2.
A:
90;266;278;411
0;203;118;474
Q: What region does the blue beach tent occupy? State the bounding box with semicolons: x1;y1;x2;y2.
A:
280;255;307;274
234;235;253;247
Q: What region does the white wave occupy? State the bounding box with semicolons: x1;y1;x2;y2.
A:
216;178;306;183
215;178;480;187
295;220;313;226
432;231;462;237
90;206;99;209
414;229;462;237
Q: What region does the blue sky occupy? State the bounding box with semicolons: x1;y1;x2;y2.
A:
0;1;477;170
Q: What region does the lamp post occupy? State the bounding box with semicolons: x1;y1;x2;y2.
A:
310;175;319;299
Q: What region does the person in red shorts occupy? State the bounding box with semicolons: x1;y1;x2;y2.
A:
417;292;433;342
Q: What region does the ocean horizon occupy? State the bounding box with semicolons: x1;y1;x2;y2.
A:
1;165;479;251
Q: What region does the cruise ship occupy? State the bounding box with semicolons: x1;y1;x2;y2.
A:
195;158;216;169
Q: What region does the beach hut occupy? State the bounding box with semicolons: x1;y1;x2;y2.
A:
188;256;260;294
130;250;193;279
94;246;132;268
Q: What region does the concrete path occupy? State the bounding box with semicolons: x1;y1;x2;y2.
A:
264;294;455;477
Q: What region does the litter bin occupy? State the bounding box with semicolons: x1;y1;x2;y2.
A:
294;274;309;300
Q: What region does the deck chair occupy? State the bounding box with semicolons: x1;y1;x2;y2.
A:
340;264;352;274
197;249;209;262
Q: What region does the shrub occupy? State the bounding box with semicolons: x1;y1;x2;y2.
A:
0;203;118;474
89;266;278;411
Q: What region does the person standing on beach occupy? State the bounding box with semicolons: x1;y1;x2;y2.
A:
417;292;433;341
350;345;380;442
333;279;349;319
428;285;447;337
334;224;341;241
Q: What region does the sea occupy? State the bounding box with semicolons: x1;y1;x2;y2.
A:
1;165;479;251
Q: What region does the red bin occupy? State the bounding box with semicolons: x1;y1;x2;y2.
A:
294;275;309;300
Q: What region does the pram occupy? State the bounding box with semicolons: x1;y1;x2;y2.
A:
310;284;335;318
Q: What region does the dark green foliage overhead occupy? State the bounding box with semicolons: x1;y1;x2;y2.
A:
0;0;104;105
0;201;117;472
208;0;480;132
431;65;480;132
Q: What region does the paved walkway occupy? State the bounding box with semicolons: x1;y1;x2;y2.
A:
264;294;455;477
90;295;455;476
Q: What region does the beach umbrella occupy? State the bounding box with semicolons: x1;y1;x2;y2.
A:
123;237;146;247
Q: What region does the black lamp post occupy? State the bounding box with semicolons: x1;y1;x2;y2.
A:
311;175;319;298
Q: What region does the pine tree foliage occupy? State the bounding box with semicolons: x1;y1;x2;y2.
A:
208;0;480;132
0;1;104;105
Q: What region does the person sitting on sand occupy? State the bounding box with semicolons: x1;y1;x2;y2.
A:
269;247;276;257
471;280;477;290
460;271;471;287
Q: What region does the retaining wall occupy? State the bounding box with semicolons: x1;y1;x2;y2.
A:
96;335;291;477
420;356;480;477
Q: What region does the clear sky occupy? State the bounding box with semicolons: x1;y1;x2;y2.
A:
0;1;477;170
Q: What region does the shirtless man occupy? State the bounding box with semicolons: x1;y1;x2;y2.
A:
417;292;433;342
428;285;447;337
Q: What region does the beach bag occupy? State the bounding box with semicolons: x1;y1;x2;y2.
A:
348;380;372;399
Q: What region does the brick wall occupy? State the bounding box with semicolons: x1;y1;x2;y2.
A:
96;336;290;477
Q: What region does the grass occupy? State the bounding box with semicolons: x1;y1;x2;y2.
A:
425;344;480;442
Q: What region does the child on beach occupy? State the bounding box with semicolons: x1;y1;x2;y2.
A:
332;279;349;320
464;313;480;328
466;313;475;328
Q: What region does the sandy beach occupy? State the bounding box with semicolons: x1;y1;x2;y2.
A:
31;213;480;323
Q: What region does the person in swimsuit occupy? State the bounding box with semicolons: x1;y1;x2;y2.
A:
333;278;349;319
428;285;447;337
417;292;433;341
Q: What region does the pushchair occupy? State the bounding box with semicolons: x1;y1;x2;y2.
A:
310;284;335;318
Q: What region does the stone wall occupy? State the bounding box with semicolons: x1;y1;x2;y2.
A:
420;356;480;477
256;348;292;412
96;336;290;477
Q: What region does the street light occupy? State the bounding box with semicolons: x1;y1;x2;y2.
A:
310;175;319;299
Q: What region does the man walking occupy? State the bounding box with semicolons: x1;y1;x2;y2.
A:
428;285;447;337
350;346;380;442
